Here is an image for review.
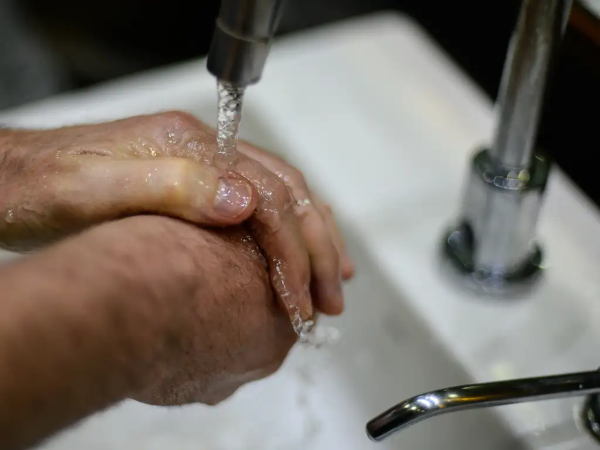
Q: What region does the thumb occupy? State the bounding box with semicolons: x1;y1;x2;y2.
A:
65;157;257;226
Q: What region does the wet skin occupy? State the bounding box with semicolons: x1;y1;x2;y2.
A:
0;111;355;324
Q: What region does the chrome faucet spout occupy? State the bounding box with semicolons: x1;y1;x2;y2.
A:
366;370;600;442
207;0;286;87
491;0;572;170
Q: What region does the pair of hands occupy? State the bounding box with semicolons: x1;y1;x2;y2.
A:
0;111;354;406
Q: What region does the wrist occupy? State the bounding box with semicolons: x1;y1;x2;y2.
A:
1;216;194;391
0;216;197;448
72;217;199;391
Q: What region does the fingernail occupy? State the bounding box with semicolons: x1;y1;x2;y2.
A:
215;178;253;217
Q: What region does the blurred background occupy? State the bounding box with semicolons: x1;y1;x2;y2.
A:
1;0;600;205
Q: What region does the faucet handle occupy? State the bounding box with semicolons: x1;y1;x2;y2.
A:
366;369;600;443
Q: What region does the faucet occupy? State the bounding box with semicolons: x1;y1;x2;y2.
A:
206;0;600;444
366;369;600;442
442;0;572;295
207;0;285;87
206;0;569;296
367;2;600;442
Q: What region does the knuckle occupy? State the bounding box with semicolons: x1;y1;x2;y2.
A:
269;175;289;197
155;110;200;131
322;203;333;215
161;159;198;201
264;176;293;210
287;167;308;189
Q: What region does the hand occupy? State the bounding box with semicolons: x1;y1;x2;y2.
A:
236;138;356;313
178;116;356;320
0;215;296;450
0;111;354;323
90;215;297;406
0;114;258;251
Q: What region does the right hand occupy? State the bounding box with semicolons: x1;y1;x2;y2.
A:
96;215;297;406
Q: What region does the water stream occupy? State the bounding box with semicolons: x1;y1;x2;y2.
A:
216;81;337;346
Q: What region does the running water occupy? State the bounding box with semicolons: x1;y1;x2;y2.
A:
216;81;245;160
293;311;340;347
215;81;339;347
292;311;315;344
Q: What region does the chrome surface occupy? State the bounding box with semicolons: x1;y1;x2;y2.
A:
367;370;600;442
583;394;600;445
443;149;550;295
207;0;285;86
442;0;572;294
492;0;572;169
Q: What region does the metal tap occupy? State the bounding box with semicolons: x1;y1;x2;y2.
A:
207;0;285;87
442;0;573;294
366;369;600;443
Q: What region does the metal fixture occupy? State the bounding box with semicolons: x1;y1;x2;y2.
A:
207;0;285;87
442;0;573;294
367;369;600;443
582;393;600;444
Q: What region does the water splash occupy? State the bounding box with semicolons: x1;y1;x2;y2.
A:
214;81;341;349
216;81;245;157
292;311;315;344
292;310;341;348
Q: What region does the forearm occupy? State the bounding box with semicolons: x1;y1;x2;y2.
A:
0;218;188;450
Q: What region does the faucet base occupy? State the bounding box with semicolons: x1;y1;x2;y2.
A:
440;148;551;297
442;226;544;296
582;394;600;445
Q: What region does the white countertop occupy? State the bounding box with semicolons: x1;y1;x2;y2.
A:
2;11;600;449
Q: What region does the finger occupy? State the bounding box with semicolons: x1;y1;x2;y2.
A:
235;142;344;314
229;155;314;325
295;199;344;316
138;124;315;326
311;194;355;280
60;156;257;226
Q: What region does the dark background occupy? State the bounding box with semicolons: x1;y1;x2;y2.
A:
2;0;600;205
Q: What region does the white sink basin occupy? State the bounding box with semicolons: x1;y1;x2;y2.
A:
35;223;520;450
3;11;600;450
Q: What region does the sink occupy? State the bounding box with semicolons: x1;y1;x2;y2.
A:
36;220;520;450
21;94;519;450
2;10;600;450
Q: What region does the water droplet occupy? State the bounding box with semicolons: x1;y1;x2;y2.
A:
167;132;177;145
6;209;15;223
291;309;341;348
